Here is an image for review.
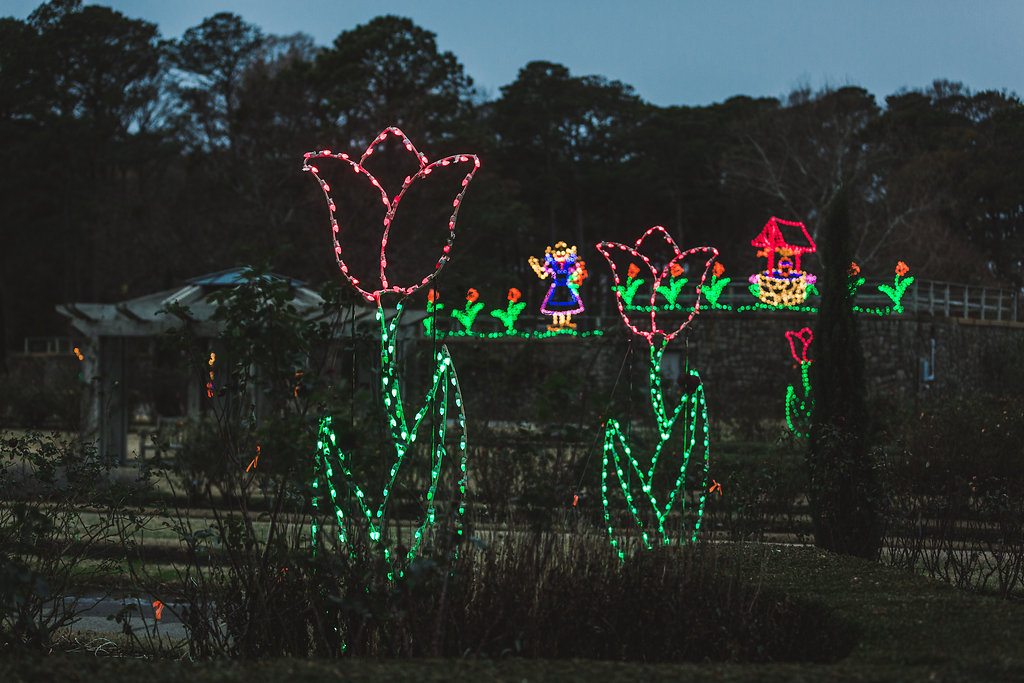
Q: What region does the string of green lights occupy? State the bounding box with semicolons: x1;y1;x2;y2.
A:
313;303;468;574
601;343;711;560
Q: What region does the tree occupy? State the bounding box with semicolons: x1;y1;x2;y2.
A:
863;82;1024;285
313;15;475;148
808;186;880;559
722;87;879;221
628;96;779;270
0;1;171;348
493;61;644;246
163;14;336;282
719;86;922;273
167;12;265;151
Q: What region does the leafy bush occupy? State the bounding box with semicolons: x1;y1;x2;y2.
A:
0;356;82;430
438;535;852;663
147;527;853;662
0;431;150;651
878;393;1024;597
704;434;810;541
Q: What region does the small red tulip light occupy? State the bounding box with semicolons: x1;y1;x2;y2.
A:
785;327;814;364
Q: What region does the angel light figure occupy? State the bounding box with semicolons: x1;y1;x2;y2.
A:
528;241;587;330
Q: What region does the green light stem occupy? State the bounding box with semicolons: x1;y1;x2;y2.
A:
878;274;914;313
451;300;485;332
489;300;526;333
785;360;813;438
702;275;731;306
614;276;645;308
655;277;687;308
312;303;468;571
602;344;711;559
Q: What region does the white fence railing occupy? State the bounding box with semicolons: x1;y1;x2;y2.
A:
21;336;75;355
911;280;1020;322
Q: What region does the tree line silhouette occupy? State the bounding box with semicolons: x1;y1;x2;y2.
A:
2;0;1022;348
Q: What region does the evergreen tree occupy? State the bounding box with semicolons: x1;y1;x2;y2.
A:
808;186;881;558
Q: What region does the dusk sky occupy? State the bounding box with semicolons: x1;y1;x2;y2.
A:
5;0;1023;106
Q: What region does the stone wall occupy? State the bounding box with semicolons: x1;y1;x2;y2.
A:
689;311;1024;420
428;312;1024;426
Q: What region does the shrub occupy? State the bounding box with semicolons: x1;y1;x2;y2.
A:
705;433;810;542
0;356;82;430
876;393;1024;597
809;187;880;558
0;431;150;651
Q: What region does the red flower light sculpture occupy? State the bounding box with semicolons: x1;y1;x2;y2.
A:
785;327;814;364
304;128;480;574
596;226;718;343
302;127;481;303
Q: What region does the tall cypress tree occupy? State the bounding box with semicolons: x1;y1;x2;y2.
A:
808;186;881;558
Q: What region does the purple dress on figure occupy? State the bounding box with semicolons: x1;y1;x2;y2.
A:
540;253;584;315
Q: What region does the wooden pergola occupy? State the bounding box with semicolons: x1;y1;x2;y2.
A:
56;268;329;465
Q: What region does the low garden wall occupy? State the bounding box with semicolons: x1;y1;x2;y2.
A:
5;312;1021;431
430;311;1023;428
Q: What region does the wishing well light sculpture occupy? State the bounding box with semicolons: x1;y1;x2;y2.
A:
303;127;479;571
529;241;587;330
596;226;717;560
750;217;817;307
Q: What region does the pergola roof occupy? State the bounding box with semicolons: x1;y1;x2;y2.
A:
57;267;429;339
57;268;326;338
